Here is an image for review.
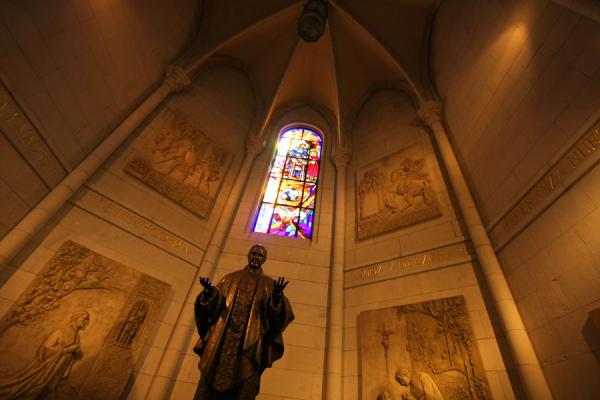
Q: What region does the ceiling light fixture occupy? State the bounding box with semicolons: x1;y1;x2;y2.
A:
298;0;329;42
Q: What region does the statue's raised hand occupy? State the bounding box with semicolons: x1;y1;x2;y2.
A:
199;277;213;292
273;277;289;297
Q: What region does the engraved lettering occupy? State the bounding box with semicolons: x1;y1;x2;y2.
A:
92;195;191;254
347;243;470;285
501;120;600;233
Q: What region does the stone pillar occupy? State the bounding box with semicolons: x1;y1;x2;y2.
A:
417;101;553;400
0;65;191;269
146;134;265;399
325;147;351;400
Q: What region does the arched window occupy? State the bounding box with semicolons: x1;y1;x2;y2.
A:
253;127;322;239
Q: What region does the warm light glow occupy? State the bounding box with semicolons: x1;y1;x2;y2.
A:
254;127;322;239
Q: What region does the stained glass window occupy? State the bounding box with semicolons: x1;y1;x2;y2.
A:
253;127;322;239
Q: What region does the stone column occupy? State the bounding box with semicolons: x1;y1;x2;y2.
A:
325;147;351;400
0;65;191;269
417;101;553;400
146;134;265;399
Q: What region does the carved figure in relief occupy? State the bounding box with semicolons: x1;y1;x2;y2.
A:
356;147;441;240
396;369;444;400
116;301;148;345
387;159;434;212
359;169;385;218
193;244;294;400
359;297;491;400
377;326;394;376
377;390;392;400
0;311;90;399
125;111;231;218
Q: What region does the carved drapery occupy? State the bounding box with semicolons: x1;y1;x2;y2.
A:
0;241;170;400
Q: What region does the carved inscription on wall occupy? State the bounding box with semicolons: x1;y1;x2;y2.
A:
0;241;170;400
74;189;203;264
124;109;231;218
356;145;441;240
0;82;65;186
494;119;600;242
359;297;491;400
345;242;472;288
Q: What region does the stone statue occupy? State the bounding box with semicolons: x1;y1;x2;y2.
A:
116;301;148;345
193;244;294;399
396;368;444;400
0;311;90;399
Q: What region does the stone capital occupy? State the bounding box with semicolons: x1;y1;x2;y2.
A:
417;100;443;127
163;65;191;92
246;134;266;157
331;147;351;169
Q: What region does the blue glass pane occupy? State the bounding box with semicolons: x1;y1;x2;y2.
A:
288;139;310;159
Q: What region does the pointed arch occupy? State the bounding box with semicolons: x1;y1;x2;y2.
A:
253;126;323;239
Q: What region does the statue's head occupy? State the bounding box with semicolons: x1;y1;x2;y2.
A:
247;244;267;269
71;311;90;330
395;368;410;386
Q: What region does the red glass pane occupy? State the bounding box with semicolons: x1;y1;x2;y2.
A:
269;206;299;237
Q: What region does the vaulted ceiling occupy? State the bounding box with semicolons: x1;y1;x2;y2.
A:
0;0;440;237
181;0;440;143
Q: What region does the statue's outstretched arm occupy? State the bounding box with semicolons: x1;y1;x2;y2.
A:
194;277;224;338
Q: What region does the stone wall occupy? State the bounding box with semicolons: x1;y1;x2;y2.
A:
433;0;600;225
170;104;336;400
342;89;515;399
0;63;257;399
497;161;600;398
433;0;600;398
0;0;199;239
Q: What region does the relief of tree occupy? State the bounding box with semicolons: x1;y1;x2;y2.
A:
0;241;112;334
398;296;490;400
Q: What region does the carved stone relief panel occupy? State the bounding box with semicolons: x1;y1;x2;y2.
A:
356;144;441;240
124;108;232;218
359;296;491;400
0;241;171;400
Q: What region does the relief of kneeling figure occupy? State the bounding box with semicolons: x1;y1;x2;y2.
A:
0;311;90;400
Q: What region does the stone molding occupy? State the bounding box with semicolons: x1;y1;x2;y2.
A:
163;65;191;92
490;118;600;250
331;147;351;168
344;240;473;288
417;100;443;127
245;134;266;157
72;188;203;265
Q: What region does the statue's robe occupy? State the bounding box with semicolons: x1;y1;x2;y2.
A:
410;372;444;400
193;267;294;394
0;328;80;399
